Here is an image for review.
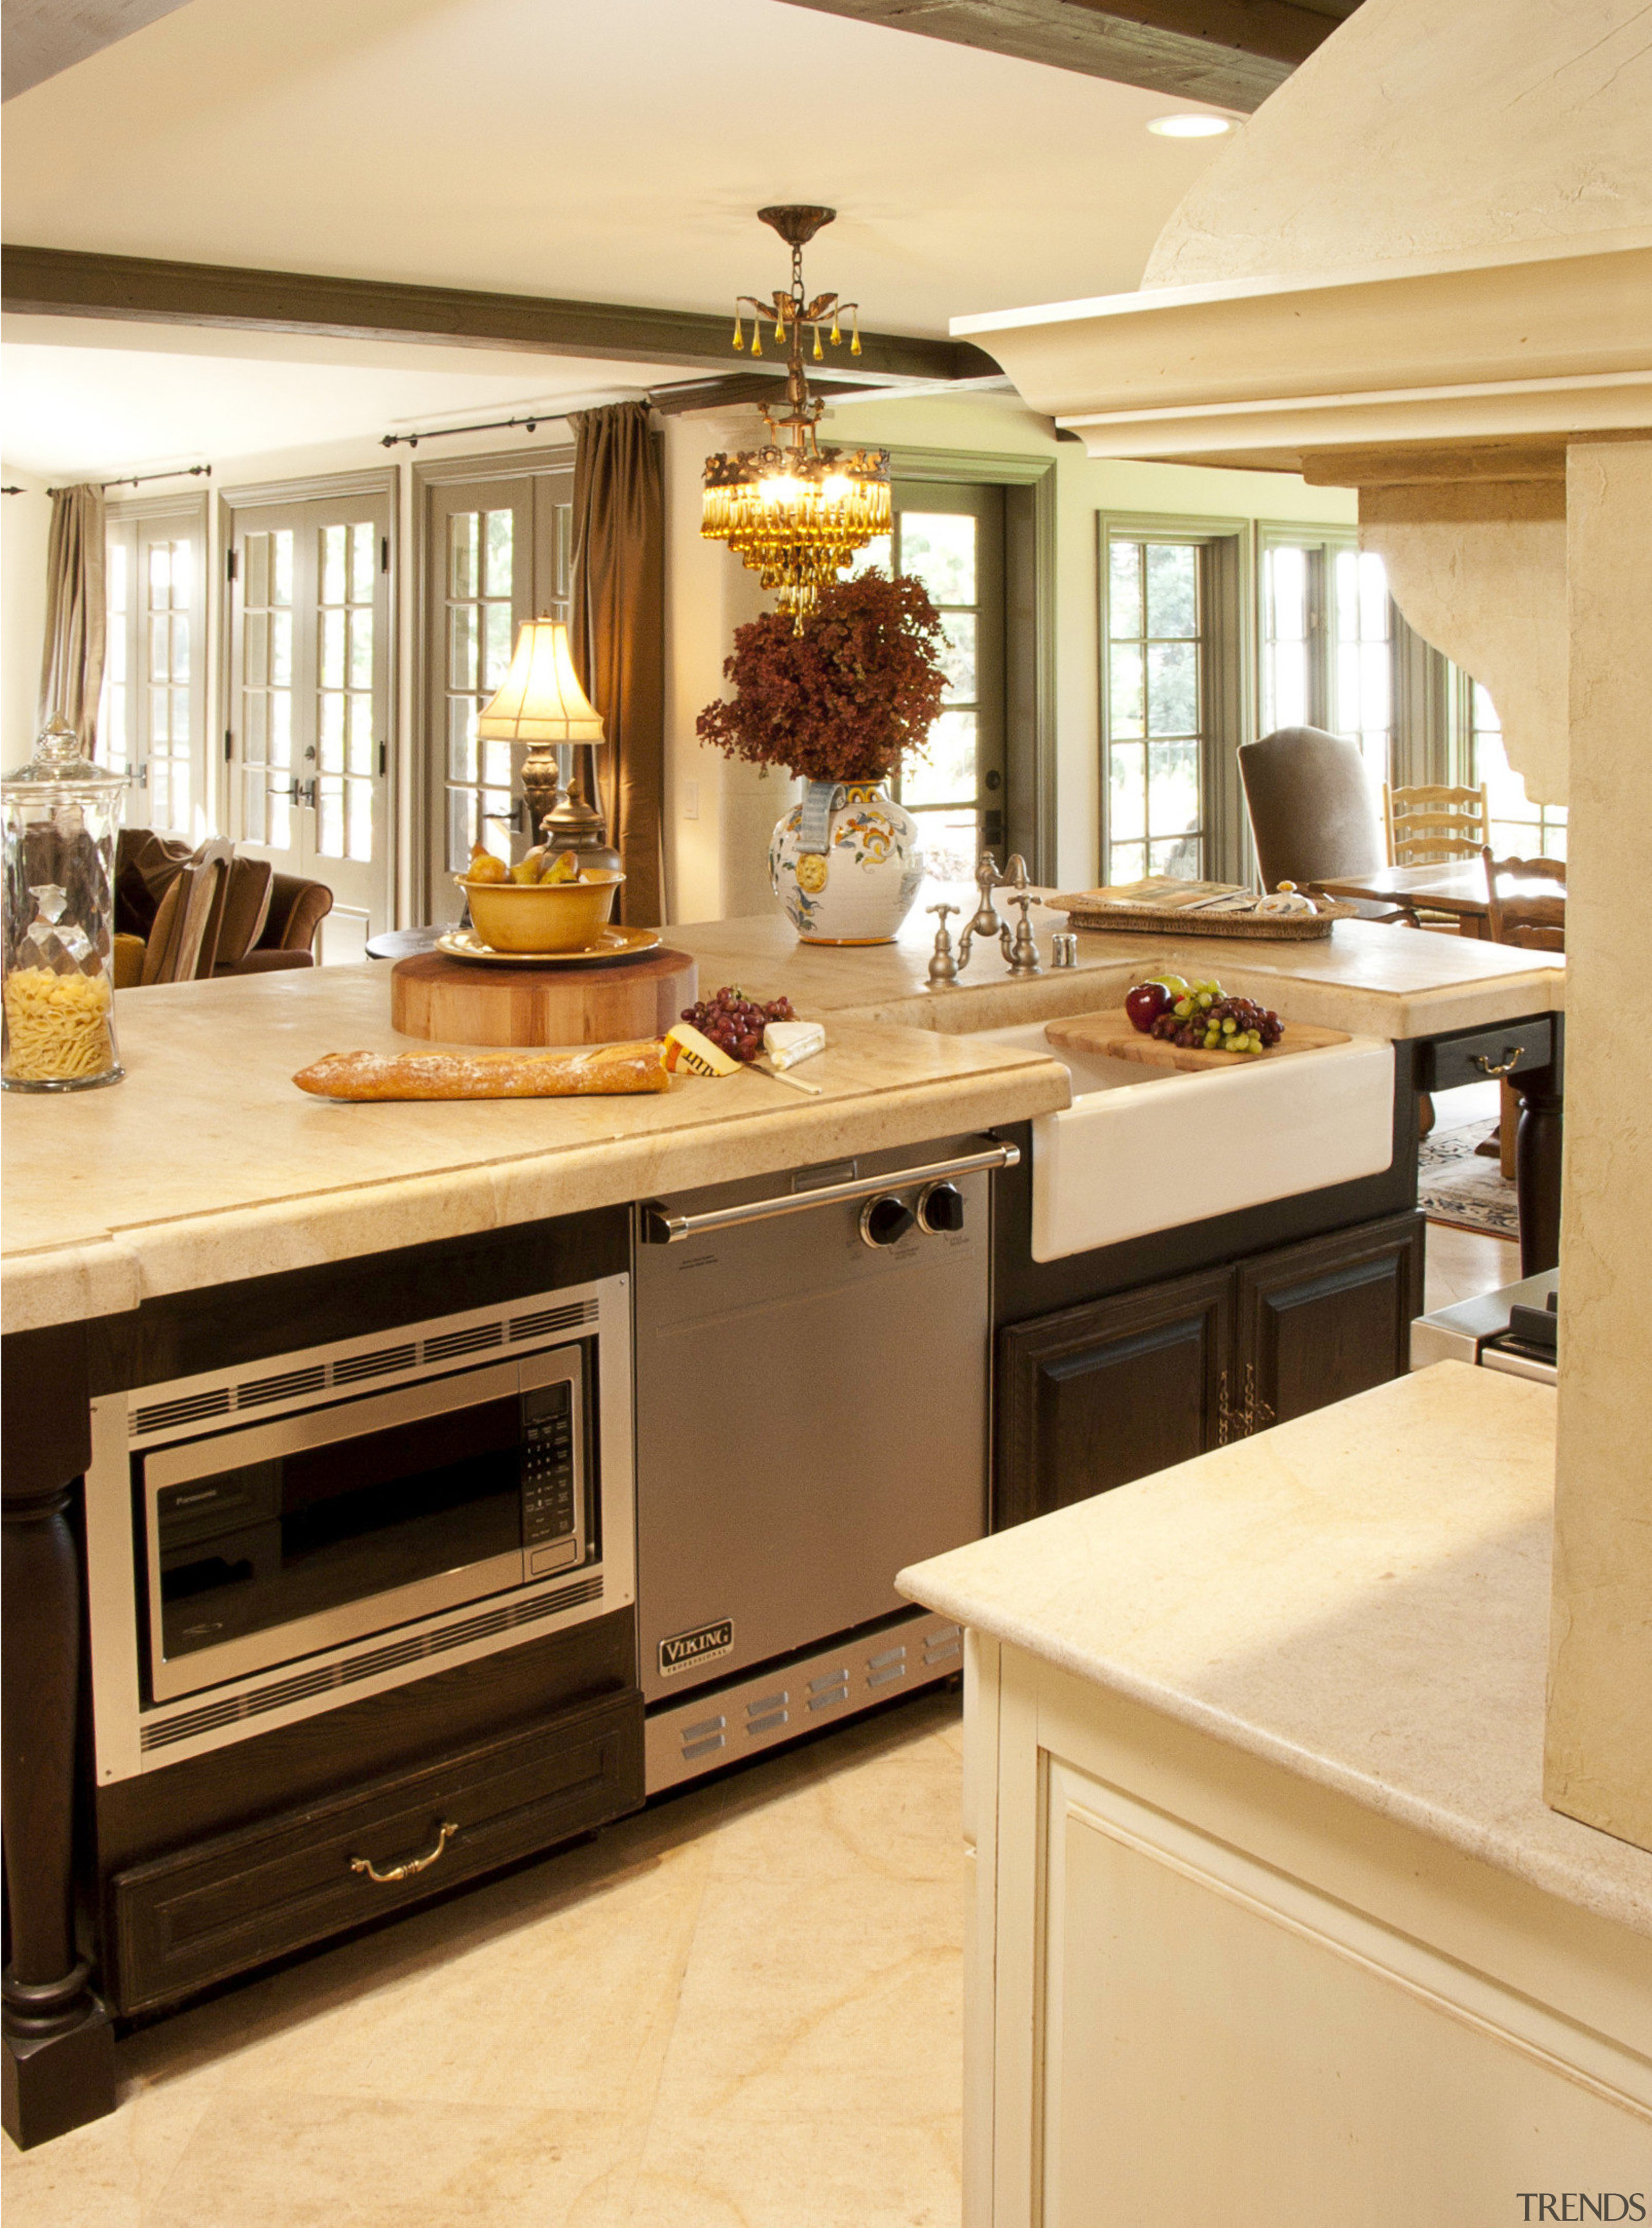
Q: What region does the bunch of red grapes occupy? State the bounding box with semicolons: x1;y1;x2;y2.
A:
1151;994;1283;1053
681;984;796;1063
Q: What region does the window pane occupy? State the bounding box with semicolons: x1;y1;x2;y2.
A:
1145;543;1197;638
1267;546;1306;642
108;542;128;616
450;605;478;692
448;699;477;783
1109;542;1142;640
148;543;170;605
1109;742;1146;841
317;778;345;857
450;513;479;600
1109;840;1147;886
243;768;267;844
320;608;344;689
172;616;191;684
1146;642;1198;737
908;807;977;887
319;691;345;771
245;532;269;608
1149;739;1200;836
937;613;978;703
274;531;294;606
348;694;374;776
484;509;514;598
243;690;267;760
903;709;976;807
245;613;268;689
348;776;374;863
149;614;170;684
1109;643;1144;738
898;513;974;605
321;524;347;606
846;533;892;578
482;738;514;790
271;611;293;687
352;522;376;602
270;691;292;767
483;601;513;692
448;786;479;874
1150;833;1202;878
169;540;192;608
349;607;373;689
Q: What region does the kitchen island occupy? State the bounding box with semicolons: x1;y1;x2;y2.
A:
898;1364;1652;2225
0;907;1564;2149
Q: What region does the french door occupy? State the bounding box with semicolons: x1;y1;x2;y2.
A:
102;500;208;842
851;479;1007;885
227;481;394;960
419;457;573;913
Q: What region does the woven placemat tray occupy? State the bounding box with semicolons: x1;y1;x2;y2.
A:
1050;879;1353;942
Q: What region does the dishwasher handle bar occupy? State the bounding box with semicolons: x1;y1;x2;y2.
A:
640;1142;1021;1244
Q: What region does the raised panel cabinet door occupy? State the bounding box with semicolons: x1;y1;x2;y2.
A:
1235;1210;1425;1432
996;1266;1233;1530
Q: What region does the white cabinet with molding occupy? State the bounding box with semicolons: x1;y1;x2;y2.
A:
906;1366;1652;2227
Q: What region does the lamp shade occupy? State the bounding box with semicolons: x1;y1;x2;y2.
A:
475;618;605;745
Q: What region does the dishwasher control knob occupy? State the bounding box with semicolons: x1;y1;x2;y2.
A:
860;1194;916;1249
918;1181;965;1235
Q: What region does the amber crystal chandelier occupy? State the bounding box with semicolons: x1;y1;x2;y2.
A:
702;205;891;624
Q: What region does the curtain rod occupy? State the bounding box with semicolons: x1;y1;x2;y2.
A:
383;412;557;450
45;464;212;495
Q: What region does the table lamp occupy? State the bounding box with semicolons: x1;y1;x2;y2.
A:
475;617;620;871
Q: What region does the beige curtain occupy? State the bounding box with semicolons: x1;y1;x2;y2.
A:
569;402;665;926
37;483;107;753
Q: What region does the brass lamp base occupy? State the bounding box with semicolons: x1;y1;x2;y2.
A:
521;746;621;875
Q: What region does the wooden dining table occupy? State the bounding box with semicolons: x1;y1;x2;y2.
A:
1305;857;1562;938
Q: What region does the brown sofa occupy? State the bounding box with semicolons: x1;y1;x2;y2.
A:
114;831;334;979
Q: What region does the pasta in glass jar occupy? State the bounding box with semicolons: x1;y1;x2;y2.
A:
3;720;126;1093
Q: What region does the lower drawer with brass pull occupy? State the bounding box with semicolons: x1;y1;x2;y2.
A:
108;1689;642;2014
1418;1017;1555;1095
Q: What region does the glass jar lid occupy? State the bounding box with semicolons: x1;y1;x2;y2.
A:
3;718;128;802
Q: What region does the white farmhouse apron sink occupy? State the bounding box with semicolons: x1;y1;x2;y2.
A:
963;1020;1396;1262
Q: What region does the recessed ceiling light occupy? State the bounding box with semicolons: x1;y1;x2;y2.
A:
1147;114;1234;139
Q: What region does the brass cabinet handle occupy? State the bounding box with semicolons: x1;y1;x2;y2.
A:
350;1819;458;1886
1472;1046;1524;1079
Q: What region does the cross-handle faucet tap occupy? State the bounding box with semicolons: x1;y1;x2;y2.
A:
955;851;1014;972
926;901;962;986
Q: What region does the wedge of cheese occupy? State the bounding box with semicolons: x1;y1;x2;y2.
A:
662;1022;740;1077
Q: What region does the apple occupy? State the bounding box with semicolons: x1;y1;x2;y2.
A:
1124;980;1172;1032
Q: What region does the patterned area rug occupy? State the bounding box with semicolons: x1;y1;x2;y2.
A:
1418;1120;1520;1239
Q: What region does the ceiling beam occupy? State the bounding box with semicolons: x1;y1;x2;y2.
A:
769;0;1358;110
2;0;192;102
0;245;1000;387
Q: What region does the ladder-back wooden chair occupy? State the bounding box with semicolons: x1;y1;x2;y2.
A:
1482;846;1566;1176
1384;782;1489;865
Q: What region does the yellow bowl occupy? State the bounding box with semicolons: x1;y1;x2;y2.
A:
458;869;624;954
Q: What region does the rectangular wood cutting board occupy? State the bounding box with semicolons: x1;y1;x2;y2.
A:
1045;1008;1351;1073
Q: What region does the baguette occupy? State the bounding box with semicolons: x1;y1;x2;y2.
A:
294;1040;670;1101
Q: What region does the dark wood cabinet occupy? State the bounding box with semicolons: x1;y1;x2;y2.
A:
1236;1213;1424;1431
108;1690;643;2016
996;1210;1424;1527
997;1266;1232;1530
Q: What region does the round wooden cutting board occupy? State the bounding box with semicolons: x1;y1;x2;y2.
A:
390;947;698;1046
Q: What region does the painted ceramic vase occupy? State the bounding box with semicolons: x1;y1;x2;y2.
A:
769;779;925;946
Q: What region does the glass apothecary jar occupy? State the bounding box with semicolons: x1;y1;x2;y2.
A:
2;720;127;1092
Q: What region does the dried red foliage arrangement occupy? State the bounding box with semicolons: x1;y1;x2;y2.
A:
696;571;949;784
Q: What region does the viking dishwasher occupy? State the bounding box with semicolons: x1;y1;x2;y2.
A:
634;1133;1012;1792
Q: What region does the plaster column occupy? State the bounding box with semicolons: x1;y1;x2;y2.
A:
1544;436;1652;1850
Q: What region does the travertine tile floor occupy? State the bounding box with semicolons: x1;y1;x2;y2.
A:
1;1694;967;2228
1422;1080;1520;1314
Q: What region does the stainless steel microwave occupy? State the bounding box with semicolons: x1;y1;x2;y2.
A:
85;1275;634;1780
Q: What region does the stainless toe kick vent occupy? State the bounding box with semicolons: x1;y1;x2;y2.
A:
644;1612;965;1795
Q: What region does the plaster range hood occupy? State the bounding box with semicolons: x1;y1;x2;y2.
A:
951;228;1652;476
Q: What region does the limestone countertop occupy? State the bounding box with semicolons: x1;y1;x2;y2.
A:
683;902;1566;1042
898;1363;1651;1936
0;961;1071;1334
1;907;1563;1336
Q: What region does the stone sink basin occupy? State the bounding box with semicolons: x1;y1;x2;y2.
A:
960;1017;1396;1262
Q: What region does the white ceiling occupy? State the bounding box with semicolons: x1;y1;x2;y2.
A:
1;0;1233;477
2;0;1229;329
0;318;683;476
